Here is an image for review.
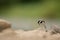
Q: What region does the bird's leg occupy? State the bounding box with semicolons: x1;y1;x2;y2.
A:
44;25;47;32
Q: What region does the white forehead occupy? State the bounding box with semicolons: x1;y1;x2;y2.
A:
38;19;44;21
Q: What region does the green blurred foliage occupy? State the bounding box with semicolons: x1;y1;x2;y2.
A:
0;0;60;19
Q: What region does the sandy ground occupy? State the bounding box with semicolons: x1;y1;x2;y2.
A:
0;28;60;40
15;29;60;40
0;29;20;40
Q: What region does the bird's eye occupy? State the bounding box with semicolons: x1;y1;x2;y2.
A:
38;20;45;24
40;21;42;23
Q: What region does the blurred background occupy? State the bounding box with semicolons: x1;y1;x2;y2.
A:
0;0;60;30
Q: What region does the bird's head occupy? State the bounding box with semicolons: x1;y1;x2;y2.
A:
37;19;47;32
38;20;45;25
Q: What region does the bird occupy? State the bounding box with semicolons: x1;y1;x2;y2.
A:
37;19;47;32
